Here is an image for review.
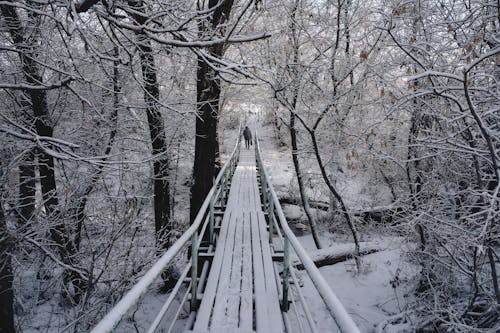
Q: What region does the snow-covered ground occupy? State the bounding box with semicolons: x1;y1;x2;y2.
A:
292;233;416;332
256;114;418;332
22;112;415;333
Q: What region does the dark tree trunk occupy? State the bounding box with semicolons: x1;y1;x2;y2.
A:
0;200;15;333
287;104;363;267
289;112;323;249
18;150;35;223
406;113;426;252
139;30;171;252
14;93;36;225
285;0;322;250
190;58;221;223
308;129;362;262
190;0;234;223
1;3;85;304
128;1;171;252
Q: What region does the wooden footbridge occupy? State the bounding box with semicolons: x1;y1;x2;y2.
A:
91;127;360;333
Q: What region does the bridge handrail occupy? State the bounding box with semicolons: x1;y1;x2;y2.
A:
91;125;242;333
254;134;361;333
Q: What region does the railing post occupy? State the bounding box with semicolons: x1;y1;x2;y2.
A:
190;232;198;311
221;171;227;203
268;190;274;243
282;236;290;311
224;169;229;200
209;194;215;245
261;162;268;210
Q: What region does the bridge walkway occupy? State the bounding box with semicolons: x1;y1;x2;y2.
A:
190;147;283;332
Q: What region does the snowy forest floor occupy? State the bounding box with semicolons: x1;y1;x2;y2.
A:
22;114;419;333
122;114;419;333
254;114;419;333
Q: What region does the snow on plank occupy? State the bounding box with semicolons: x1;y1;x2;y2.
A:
257;210;283;331
193;209;234;331
239;211;253;331
250;210;270;333
225;212;244;327
192;148;284;333
210;209;239;329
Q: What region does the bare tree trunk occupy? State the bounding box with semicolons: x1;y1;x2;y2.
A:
127;1;171;252
190;0;234;224
1;3;86;304
308;130;361;264
18;149;35;223
0;199;15;333
407;113;426;252
289;112;323;249
286;97;363;265
11;93;36;225
405;1;428;254
190;56;221;223
488;247;500;304
287;0;322;249
289;105;362;267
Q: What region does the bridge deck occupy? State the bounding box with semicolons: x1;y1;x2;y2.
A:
191;147;284;333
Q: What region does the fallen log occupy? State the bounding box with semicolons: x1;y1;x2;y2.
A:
280;196;402;224
293;241;387;270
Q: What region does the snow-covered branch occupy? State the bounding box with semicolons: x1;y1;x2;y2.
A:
0;76;74;91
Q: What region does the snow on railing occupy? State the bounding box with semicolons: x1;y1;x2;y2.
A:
91;126;242;333
254;133;361;333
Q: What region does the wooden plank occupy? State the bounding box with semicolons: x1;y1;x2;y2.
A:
210;210;240;330
226;210;244;328
250;210;270;333
193;148;284;333
258;211;284;333
239;211;253;331
193;165;241;332
193;210;234;331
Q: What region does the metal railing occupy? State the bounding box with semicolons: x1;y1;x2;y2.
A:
91;126;242;333
254;133;361;333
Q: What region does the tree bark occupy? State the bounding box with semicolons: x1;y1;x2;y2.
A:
406;112;426;252
288;107;363;268
127;1;171;252
1;2;86;304
18;149;35;223
12;92;36;225
289;113;323;249
0;200;15;333
308;130;362;260
190;58;221;223
190;0;234;224
286;0;323;250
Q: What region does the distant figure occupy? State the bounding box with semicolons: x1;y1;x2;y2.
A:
243;126;252;149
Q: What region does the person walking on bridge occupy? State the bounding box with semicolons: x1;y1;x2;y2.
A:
243;126;252;149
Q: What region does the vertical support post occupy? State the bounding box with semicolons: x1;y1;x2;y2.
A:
261;173;268;211
268;191;274;243
191;232;198;311
224;170;228;200
282;236;290;311
209;194;215;245
221;171;227;203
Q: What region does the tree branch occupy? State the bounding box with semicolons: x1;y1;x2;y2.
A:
0;76;73;91
75;0;101;13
